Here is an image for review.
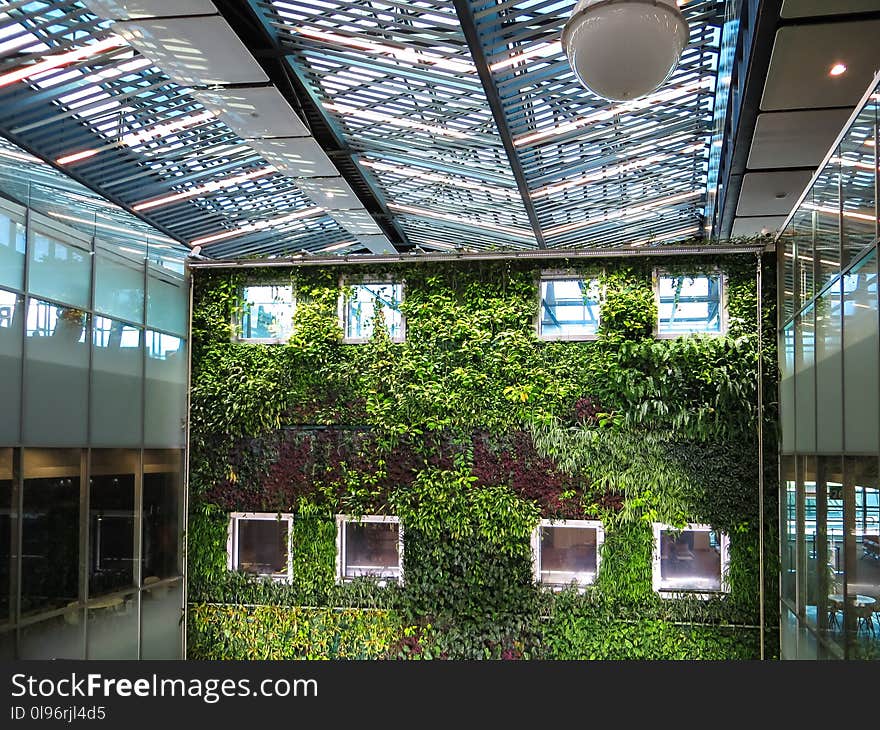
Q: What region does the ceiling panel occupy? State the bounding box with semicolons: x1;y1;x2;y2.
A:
736;170;814;216
748;109;854;168
192;87;310;139
80;0;217;19
250;137;338;178
115;16;268;87
781;0;880;18
761;20;880;110
295;177;363;210
731;215;789;237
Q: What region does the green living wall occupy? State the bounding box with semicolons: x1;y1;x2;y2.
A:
188;253;778;660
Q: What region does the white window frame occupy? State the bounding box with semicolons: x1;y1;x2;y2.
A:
335;514;404;585
536;271;603;341
531;518;604;590
338;277;406;344
651;522;730;599
226;511;294;582
233;284;296;344
653;269;728;338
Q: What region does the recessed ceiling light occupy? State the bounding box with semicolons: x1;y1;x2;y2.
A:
829;63;847;77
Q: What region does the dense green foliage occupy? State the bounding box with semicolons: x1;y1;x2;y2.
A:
187;254;778;660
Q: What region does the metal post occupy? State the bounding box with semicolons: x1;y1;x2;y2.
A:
757;252;765;660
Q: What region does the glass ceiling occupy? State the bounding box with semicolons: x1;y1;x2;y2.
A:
0;0;725;259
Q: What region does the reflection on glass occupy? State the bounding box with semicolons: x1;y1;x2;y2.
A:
838;101;877;261
0;289;22;444
146;268;187;336
781;455;796;609
341;519;401;581
657;274;723;334
142;451;181;582
89;451;136;597
94;244;145;324
815;279;843;452
23;299;89;444
780;323;795;453
27;230;91;309
18;611;84;660
141;578;182;659
655;526;725;593
21;449;80;615
537;523;600;587
145;331;186;447
843;251;878;453
795;308;816;452
87;590;138;659
539;278;601;339
344;283;403;341
239;285;294;341
810;161;840;293
0;449;12;625
845;456;879;658
0;204;26;291
90;316;143;447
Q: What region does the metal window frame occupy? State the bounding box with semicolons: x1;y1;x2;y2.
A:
530;518;605;590
651;521;731;599
226;511;294;583
335;514;403;586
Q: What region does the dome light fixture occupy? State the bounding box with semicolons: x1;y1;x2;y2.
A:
562;0;690;102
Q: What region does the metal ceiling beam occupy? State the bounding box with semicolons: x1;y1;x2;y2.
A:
212;0;409;250
453;0;547;248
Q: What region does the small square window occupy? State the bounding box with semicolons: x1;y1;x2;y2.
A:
652;523;729;597
227;512;293;581
236;285;295;343
538;276;601;340
335;515;403;584
531;519;604;588
341;282;404;342
655;272;726;336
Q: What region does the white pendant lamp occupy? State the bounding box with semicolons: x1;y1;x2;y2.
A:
562;0;690;102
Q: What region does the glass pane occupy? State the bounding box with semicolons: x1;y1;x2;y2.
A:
0;449;12;627
845;456;879;659
141;578;182;659
780;323;795;454
18;610;84;660
236;518;288;577
94;243;145;324
91;317;143;447
21;449;80;615
818;457;845;656
795;307;816;452
539;525;598;585
657;274;723;334
658;529;722;592
87;590;138;659
89;450;136;597
811;159;840;293
144;331;186;447
843;251;878;453
781;455;797;610
345;283;403;341
839;102;877;261
142;451;182;582
343;520;400;579
815;279;843;453
23;299;89;445
239;285;294;341
146;267;188;336
539;278;600;338
27;227;91;309
0;289;23;444
0;202;26;291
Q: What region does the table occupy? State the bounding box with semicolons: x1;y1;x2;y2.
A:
827;594;877;632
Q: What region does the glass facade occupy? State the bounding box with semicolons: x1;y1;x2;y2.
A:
777;77;880;660
538;277;601;340
0;188;188;659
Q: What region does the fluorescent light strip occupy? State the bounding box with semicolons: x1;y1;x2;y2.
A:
513;78;713;148
133;166;277;211
489;41;562;72
189;207;325;247
544;190;701;237
803;201;876;222
0;147;38;163
0;35;126;88
56;149;99;165
389;203;531;237
45;211;177;243
532;153;671;198
829;156;877;172
295;26;475;75
361;159;514;196
325;102;472;140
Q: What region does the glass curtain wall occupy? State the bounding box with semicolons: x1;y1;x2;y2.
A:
777;73;880;660
0;190;188;660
